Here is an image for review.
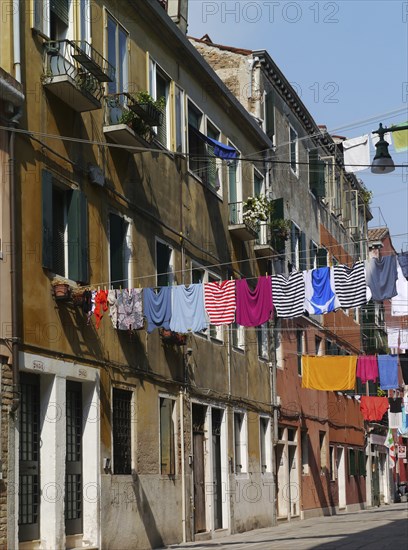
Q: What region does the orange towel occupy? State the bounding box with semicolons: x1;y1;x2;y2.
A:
302;355;357;391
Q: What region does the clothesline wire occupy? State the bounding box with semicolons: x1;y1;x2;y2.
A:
76;232;408;290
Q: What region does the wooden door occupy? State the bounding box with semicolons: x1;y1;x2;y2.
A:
193;405;206;533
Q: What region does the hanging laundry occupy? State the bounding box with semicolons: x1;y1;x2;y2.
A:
391;263;408;316
82;290;93;315
304;267;340;315
365;255;398;301
170;284;208;333
356;355;378;384
387;327;399;349
342;134;370;173
271;271;305;318
333;262;367;309
108;290;118;329
389;396;403;413
398;405;408;435
385;428;396;466
301;355;357;391
204;280;236;325
359;396;389;421
378;355;399;390
399;354;408;385
235;276;273;327
117;288;144;331
392;121;408;152
94;290;108;330
400;329;408;350
397;251;408;279
143;287;172;333
388;407;403;429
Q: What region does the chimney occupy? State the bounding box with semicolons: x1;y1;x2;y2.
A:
167;0;188;33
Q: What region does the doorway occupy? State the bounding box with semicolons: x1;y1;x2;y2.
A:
192;404;207;533
212;408;223;530
337;447;346;509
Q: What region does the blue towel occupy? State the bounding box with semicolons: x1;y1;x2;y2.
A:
170;284;208;333
143;287;172;333
378;354;399;390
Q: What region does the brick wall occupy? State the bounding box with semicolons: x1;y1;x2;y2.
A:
0;362;13;548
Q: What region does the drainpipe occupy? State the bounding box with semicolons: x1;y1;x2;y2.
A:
180;388;187;542
9;127;20;414
12;0;21;83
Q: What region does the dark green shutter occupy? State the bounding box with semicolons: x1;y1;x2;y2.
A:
271;197;284;220
300;231;307;271
42;170;53;270
309;150;326;198
265;91;275;140
50;0;69;26
317;247;328;268
290;222;297;266
67;190;89;283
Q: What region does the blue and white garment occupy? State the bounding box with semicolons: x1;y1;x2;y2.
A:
170;284;208;333
304;267;340;315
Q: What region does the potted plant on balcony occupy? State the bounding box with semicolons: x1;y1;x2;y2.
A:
51;277;72;301
269;218;291;252
132;91;165;127
242;194;273;230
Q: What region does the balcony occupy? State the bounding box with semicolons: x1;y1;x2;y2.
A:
228;202;258;241
254;223;274;257
42;40;114;112
103;93;164;151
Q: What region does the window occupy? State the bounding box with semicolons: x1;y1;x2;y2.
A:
231;322;245;350
308;149;326;198
358;449;366;476
206;120;222;192
174;85;185;153
289;124;298;175
315;336;323;356
33;0;72;39
310;240;318;269
257;323;269;360
112;388;132;475
348;448;357;476
263;90;275;141
79;0;91;43
234;412;247;474
275;324;284;369
156;240;174;287
188;101;206;179
329;445;336;480
260;417;272;474
228;146;242;224
109;213;132;289
149;59;170;148
316;246;328;268
254;169;267;243
160;397;176;475
301;430;309;475
290;223;306;271
42;170;89;283
107;13;128;95
191;264;222;340
297;329;304;375
319;432;327;474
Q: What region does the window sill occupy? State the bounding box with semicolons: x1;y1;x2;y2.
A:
187;169;223;200
290;167;299;178
232;346;245;354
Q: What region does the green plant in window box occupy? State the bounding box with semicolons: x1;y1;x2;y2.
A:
118;109;151;140
269;218;291;240
132;91;165;127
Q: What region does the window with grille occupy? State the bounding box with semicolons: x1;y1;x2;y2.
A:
156;239;174;287
260;417;272;474
112;388;132;475
234;411;248;474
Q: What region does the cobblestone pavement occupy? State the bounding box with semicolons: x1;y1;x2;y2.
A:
166;503;408;549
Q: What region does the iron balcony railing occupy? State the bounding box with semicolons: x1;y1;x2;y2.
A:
228;201;258;233
43;40;115;105
255;222;270;246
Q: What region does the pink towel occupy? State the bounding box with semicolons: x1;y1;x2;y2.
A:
235;276;273;327
356;355;378;384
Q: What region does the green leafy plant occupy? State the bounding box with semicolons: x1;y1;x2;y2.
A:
360;188;373;207
269;218;291;240
134;91;165;111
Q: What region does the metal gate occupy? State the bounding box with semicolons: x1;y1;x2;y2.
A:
19;373;40;542
65;381;83;535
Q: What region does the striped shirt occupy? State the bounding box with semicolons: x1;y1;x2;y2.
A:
204;280;236;325
271;271;305;318
333;262;367;309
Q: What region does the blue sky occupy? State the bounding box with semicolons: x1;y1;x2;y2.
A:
187;0;408;251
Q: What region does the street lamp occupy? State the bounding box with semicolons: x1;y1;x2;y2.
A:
371;122;408;174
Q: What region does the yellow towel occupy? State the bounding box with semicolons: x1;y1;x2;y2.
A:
302;355;357;391
392;122;408;152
